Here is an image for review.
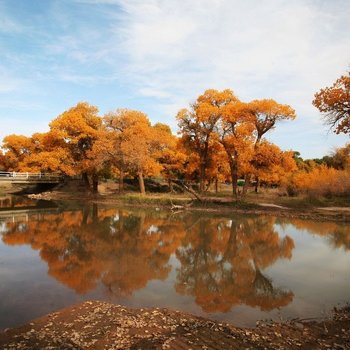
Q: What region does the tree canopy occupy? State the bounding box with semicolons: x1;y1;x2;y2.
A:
313;71;350;135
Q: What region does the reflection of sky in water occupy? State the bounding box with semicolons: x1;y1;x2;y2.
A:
268;224;350;316
0;204;349;329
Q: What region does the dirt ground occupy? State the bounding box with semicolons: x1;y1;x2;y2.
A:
0;301;349;350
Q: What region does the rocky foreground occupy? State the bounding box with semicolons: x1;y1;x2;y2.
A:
0;301;349;350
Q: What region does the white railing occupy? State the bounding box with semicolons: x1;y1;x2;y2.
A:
0;171;63;181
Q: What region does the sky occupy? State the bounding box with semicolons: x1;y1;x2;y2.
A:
0;0;349;159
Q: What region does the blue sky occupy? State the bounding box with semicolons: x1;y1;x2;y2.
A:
0;0;349;159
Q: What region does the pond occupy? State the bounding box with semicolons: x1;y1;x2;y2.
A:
0;195;349;330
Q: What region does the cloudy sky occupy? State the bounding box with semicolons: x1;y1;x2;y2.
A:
0;0;349;158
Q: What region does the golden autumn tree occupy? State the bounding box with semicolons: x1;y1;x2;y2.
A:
248;99;296;144
104;109;163;195
330;143;350;170
250;141;297;192
205;142;231;192
152;123;187;192
177;89;237;192
49;102;103;192
1;134;33;171
13;131;75;174
0;150;5;170
241;99;296;193
313;71;350;135
216;100;255;196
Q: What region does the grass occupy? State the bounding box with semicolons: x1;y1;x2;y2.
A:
99;180;350;212
113;191;263;211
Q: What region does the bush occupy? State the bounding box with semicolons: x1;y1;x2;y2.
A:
291;166;350;197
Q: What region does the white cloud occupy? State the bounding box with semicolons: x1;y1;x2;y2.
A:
0;0;349;158
109;0;350;157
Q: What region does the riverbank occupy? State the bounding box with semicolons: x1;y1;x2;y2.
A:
26;187;350;223
0;301;349;349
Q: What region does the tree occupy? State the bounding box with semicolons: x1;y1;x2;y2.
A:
250;141;297;192
104;109;163;195
330;143;350;170
216;100;255;196
0;150;5;171
241;99;296;193
177;89;237;192
15;132;75;174
1;134;33;171
313;71;350;135
49;102;103;192
152;123;186;192
248;99;296;144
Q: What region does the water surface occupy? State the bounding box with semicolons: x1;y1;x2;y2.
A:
0;196;349;329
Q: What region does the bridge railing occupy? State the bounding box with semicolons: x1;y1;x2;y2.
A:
0;171;63;181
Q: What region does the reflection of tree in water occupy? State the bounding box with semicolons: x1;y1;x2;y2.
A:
4;208;348;314
175;215;295;312
282;219;350;251
1;206;185;296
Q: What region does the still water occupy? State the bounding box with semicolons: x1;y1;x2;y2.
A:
0;195;349;329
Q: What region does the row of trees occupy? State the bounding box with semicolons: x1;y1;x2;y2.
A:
0;90;298;196
0;69;349;197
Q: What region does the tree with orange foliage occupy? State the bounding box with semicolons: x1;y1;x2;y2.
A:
248;99;296;144
250;141;297;192
241;99;296;193
152;123;187;192
330;143;350;170
104;109;163;195
216;100;255;196
49;102;103;192
313;71;350;135
1;134;33;171
177;89;236;192
14;132;75;174
0;150;5;170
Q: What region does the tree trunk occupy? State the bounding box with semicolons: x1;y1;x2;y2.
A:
230;164;238;199
119;168;124;194
255;177;260;193
168;178;174;193
205;180;212;192
92;173;98;193
199;161;206;193
92;203;98;222
223;146;238;199
215;178;219;193
82;172;90;190
138;171;145;195
199;142;210;193
242;174;251;195
170;180;202;202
